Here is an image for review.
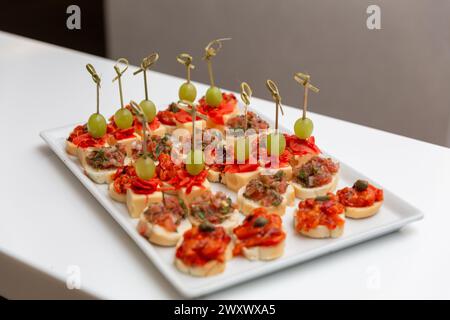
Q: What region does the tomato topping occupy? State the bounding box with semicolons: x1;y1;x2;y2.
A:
337;183;383;207
174;109;194;124
190;191;236;225
156;154;208;194
157;110;177;126
233;208;286;256
197;93;238;125
67;125;87;142
149;117;160;131
295;193;345;232
223;160;260;174
175;226;231;266
285;134;321;156
71;133;107;149
293;156;339;188
142;196;187;232
112;165;136;194
130;175;162;195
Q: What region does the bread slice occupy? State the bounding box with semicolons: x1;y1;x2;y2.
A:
150;124;166;137
108;182;126;203
126;189;163;219
177;180;211;205
66;140;78;156
224;168;261;192
260;165;292;181
161;124;177;134
292;173;339;199
241;240;285;261
137;217;191;247
294;213;345;238
189;209;241;234
175;119;206;135
289;153;316;168
207;169;223;183
82;166;116;184
237;184;295;216
345;201;383;219
174;241;233;277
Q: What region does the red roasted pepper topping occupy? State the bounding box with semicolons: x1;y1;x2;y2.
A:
141;196;187;232
260;149;291;168
156;154;208;194
285;134;321;156
233;208;285;256
68;125;107;149
176;226;231;266
295;193;345;232
197;93;238;125
112;165;136;194
130;175;162;195
337;183;383;208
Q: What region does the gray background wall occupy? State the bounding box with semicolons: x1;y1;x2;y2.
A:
105;0;450;147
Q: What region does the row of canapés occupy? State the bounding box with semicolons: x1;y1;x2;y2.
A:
65;39;383;277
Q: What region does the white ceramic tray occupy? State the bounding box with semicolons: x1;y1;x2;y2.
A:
40;121;423;298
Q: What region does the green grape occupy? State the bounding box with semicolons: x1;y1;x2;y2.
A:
139;99;157;123
234;137;250;162
179;82;197;103
205;86;222;107
267;133;286;156
186;149;205;176
134;156;156;180
87;113;107;138
294;117;314;139
114;108;134;129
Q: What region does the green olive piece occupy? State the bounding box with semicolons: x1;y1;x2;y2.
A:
199;222;215;232
315;195;331;202
353;179;369;192
253;216;269;228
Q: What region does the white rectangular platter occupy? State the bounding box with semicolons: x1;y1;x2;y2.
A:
40;122;423;298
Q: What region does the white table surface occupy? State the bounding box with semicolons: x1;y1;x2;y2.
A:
1;31;449;300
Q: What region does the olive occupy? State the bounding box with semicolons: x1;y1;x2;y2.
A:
353;179;369;192
253;216;268;228
315;195;331;202
199;222;215;233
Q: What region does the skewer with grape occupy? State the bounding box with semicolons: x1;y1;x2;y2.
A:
112;58;134;129
265;79;286;157
86;64;107;138
293;72;319;139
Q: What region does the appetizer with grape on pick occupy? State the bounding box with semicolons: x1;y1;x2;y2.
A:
197;38;239;131
125;101;163;218
132;53;166;137
295;193;346;238
337;180;384;219
237;170;295;216
66;64;109;156
233;208;286;260
137;194;191;246
107;58;141;154
291;156;340;199
259;80;292;180
188;190;240;233
175;223;232;277
285;73;322;167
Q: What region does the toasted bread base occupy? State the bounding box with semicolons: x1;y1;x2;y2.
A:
84;166;116;184
174;242;233;277
108;183;127;203
126;189;163;219
241;240;285;261
224;168;261;192
260;165;293;181
237;184;295;216
292;174;339;199
66;140;78;156
289;153;316;168
207;169;223;183
137;218;191;246
177;180;211;205
294;213;345;238
175;120;206;135
345;201;383;219
189;209;241;234
161;124;177;134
